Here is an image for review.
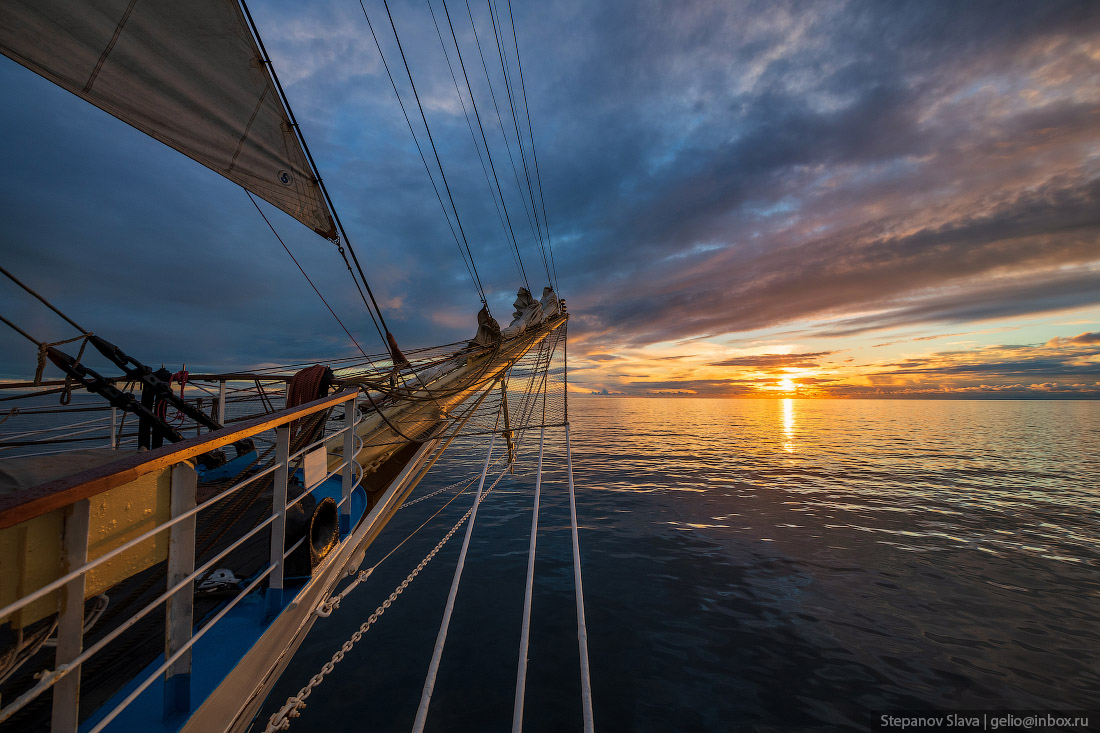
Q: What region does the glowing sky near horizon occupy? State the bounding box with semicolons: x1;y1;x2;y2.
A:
1;0;1099;397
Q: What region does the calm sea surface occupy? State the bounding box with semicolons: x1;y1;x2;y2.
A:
261;398;1100;732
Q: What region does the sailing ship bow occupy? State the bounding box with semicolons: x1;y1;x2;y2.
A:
0;0;338;239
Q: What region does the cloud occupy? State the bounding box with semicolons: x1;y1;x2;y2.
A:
809;268;1100;338
709;351;834;370
2;0;1100;398
555;1;1100;347
1046;330;1100;346
865;339;1100;386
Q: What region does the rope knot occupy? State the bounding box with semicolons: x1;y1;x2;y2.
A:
32;332;94;403
34;343;48;385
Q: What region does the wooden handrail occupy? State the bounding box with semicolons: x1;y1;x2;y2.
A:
0;389;358;530
0;374;298;389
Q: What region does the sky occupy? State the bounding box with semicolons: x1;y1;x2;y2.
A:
1;0;1099;398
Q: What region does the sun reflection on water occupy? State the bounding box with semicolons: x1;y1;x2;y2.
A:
782;397;795;452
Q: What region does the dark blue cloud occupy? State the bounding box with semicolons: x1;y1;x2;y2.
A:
2;0;1099;383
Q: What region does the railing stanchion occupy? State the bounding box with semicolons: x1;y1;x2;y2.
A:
0;388;361;726
109;407;117;448
217;380;227;426
266;424;291;618
51;498;90;733
341;392;357;536
164;462;198;716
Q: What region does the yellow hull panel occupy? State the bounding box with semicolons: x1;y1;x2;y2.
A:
0;466;171;629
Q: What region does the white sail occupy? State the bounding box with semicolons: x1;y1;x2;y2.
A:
0;0;338;239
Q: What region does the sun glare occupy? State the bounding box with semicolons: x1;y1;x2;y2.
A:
779;377;796;392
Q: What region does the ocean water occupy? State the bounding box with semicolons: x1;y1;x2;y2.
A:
260;398;1100;732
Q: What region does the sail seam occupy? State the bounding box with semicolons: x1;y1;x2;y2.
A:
84;0;140;93
228;87;270;174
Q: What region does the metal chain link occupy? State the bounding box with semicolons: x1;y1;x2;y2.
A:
265;475;503;732
398;473;474;509
398;455;511;510
267;345;555;730
313;464;506;618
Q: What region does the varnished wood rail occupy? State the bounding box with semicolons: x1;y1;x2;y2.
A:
0;389;358;531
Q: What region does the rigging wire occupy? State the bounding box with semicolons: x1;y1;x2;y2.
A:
0;265;89;335
368;0;493;305
239;0;401;358
0;314;41;348
244;192;371;360
0;266;96;401
565;419;594;732
462;0;540;290
265;465;511;733
427;0;523;290
435;0;531;294
510;351;547;733
486;0;553;288
411;415;500;733
503;0;558;291
476;0;542;259
358;0;486;307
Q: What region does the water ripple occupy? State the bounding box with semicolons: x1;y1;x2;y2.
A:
565;398;1100;730
268;398;1099;732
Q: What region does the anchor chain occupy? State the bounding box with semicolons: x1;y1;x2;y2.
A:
265;473;505;732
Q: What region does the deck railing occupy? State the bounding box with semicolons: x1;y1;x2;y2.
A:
0;387;363;733
0;377;295;460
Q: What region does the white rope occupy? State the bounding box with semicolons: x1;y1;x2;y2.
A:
315;457;515;619
411;430;498;733
566;422;595;732
266;468;508;731
511;423;544;733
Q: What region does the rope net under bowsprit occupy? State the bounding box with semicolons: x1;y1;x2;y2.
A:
265;320;593;732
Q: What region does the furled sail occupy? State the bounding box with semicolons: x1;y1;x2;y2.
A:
0;0;338;239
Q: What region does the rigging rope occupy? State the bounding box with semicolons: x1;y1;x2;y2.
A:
487;0;552;288
398;472;476;509
245;192;370;360
428;0;523;292
0;280;95;405
462;0;537;291
511;415;545;731
358;0;487;308
367;0;492;306
0;264;90;334
316;472;478;620
436;0;530;293
266;465;510;732
239;0;402;361
411;421;498;733
503;0;558;290
565;420;593;730
258;321;569;731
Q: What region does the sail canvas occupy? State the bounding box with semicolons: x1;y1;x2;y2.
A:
0;0;338;239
